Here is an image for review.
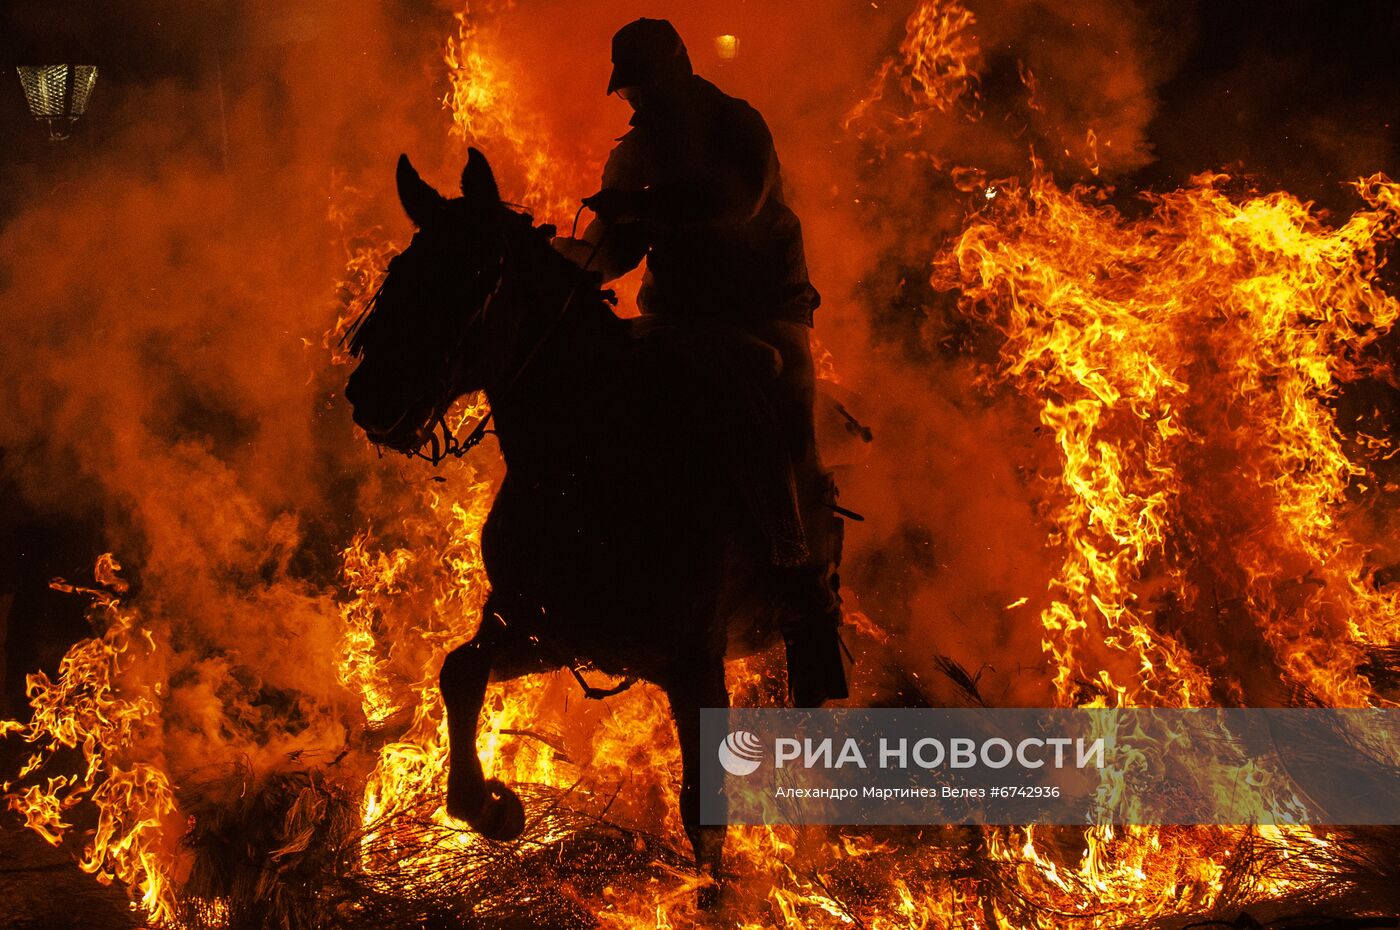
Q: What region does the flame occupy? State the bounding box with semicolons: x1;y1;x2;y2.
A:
1;555;180;925
925;168;1400;923
444;4;595;226
325;169;404;367
847;0;982;131
938;170;1400;710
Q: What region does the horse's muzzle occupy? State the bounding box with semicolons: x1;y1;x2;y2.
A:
352;405;432;454
346;369;433;454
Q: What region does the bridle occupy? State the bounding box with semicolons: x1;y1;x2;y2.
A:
348;205;604;466
417;210;606;466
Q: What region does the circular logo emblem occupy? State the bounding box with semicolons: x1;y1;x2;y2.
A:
717;730;764;776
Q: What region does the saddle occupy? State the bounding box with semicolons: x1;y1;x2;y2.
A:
628;315;783;380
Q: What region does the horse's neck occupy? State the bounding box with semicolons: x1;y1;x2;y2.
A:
486;267;620;475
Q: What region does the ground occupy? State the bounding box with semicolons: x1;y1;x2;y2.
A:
0;738;140;930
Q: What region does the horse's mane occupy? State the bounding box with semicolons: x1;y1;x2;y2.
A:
495;205;615;313
342;282;386;359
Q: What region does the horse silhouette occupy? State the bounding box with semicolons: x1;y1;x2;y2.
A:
344;149;798;891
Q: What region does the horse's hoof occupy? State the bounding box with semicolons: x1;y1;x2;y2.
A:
470;778;525;840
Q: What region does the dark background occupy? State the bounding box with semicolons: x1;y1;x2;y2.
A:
1142;0;1400;203
3;0;1396;216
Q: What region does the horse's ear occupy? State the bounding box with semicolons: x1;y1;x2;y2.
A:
396;154;446;227
461;148;501;206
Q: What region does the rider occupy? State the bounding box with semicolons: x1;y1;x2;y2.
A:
553;17;848;706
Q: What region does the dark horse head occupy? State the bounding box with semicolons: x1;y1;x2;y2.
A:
343;149;540;457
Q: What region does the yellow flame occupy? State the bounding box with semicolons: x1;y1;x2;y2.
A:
939;170;1400;710
846;0;982;134
1;556;179;925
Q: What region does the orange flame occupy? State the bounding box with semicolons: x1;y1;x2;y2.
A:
1;555;179;924
847;0;982;131
938;170;1400;710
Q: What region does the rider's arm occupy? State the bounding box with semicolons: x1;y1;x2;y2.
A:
550;220;647;284
575;214;649;283
551;136;652;282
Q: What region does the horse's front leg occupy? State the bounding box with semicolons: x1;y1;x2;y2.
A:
663;657;730;907
441;608;525;840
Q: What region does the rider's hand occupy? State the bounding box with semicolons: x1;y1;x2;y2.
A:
550;236;596;268
582;187;645;223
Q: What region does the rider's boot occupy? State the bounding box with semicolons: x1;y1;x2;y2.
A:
782;565;849;706
781;472;849;707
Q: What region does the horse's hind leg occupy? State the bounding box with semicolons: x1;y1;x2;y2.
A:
663;657;729;906
441;609;525;840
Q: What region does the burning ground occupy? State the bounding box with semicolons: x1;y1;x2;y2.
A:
2;0;1400;927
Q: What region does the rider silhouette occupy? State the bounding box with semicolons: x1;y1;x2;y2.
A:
553;18;848;706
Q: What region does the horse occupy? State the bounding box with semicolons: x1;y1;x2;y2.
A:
343;149;803;890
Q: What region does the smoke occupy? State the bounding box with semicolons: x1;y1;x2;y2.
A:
0;0;465;783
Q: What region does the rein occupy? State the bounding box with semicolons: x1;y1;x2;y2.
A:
411;216;606;466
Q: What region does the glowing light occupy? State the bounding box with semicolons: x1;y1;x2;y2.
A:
15;63;98;141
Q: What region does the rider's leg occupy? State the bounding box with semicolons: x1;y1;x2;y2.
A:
633;314;848;704
750;321;849;707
